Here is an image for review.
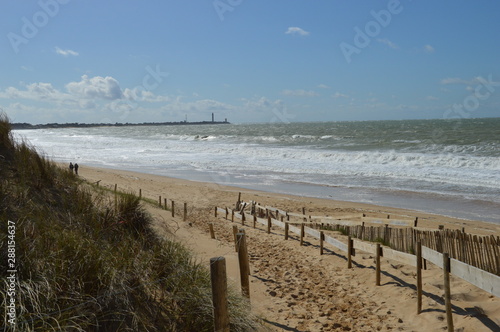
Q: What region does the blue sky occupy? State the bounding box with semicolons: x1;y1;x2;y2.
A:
1;0;499;124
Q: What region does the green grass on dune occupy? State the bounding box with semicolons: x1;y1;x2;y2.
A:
0;114;257;331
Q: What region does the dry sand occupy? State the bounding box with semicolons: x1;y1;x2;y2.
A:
78;165;500;332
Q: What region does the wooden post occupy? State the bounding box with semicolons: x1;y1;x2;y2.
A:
231;210;234;222
159;195;162;207
376;243;381;286
209;223;215;239
237;233;250;298
210;257;230;332
300;223;305;246
241;211;245;225
233;225;238;252
183;202;187;221
347;236;353;268
164;198;167;210
236;192;241;210
414;217;418;228
320;231;325;255
225;207;228;220
285;222;289;240
267;216;271;234
416;241;422;314
443;253;454;331
171;201;175;217
114;184;117;210
253;214;256;228
215;207;218;217
139;188;141;198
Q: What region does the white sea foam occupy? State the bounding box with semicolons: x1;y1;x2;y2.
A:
14;119;500;215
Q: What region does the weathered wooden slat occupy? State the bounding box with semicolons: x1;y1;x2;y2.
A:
450;258;500;298
422;246;444;269
383;248;417;267
324;235;348;252
353;239;377;253
304;227;321;239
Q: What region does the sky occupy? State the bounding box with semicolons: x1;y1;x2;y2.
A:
1;0;499;124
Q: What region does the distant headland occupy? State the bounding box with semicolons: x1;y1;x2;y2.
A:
11;113;230;130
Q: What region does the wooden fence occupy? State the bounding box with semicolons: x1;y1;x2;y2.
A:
246;202;500;276
215;205;500;300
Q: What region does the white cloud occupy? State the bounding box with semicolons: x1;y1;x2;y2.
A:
285;27;309;36
377;38;399;49
281;89;318;97
425;95;439;101
317;84;330;89
332;91;349;99
424;44;435;53
440;77;472;85
66;75;123;100
55;47;79;57
123;87;169;102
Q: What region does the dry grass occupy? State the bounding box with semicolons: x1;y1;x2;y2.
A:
0;114;257;331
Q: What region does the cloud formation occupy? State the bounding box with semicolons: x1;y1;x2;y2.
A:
282;89;318;97
377;39;399;49
424;44;435;53
66;75;123;100
285;27;309;36
55;47;79;56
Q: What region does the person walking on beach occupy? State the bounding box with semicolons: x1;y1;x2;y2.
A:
69;162;74;173
74;163;79;175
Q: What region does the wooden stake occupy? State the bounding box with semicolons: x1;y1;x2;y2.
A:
416;241;422;314
300;223;305;246
210;257;230;332
267;216;271;234
241;211;245;225
139;188;141;198
159;195;162;207
209;223;215;239
183;202;187;221
237;233;250;298
376;243;381;286
171;200;175;217
164;198;167;210
253;214;256;228
320;231;325;255
233;225;238;252
443;253;454;331
214;206;218;217
347;236;353;269
285;222;289;240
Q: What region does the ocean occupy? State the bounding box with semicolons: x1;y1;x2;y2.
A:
13;118;500;223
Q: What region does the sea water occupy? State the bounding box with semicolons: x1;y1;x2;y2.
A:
13;118;500;223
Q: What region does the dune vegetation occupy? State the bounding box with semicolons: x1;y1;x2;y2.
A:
0;115;256;331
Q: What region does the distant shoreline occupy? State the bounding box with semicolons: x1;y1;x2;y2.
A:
11;120;230;130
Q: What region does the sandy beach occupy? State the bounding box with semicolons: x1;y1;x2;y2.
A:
78;165;500;332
